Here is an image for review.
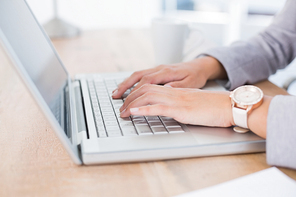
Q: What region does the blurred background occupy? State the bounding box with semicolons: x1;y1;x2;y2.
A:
26;0;295;88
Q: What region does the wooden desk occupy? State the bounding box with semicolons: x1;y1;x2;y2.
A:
0;30;295;197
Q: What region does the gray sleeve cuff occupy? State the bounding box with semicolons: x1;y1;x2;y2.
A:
266;95;296;169
201;42;275;90
201;47;244;90
198;0;296;90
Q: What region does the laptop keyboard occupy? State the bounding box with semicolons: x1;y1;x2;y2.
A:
87;77;185;138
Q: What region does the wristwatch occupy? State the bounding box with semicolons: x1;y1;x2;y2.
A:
229;85;263;133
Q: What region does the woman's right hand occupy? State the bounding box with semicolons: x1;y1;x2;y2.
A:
112;56;227;99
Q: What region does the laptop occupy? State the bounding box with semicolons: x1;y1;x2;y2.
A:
0;0;265;165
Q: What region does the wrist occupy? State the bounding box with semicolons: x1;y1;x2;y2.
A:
196;56;227;80
225;92;235;127
229;84;271;138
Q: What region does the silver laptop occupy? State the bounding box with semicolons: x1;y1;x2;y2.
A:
0;0;265;165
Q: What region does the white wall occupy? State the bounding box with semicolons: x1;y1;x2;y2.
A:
26;0;53;23
26;0;163;29
26;0;294;87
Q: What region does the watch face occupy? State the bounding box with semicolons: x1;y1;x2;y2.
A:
232;85;263;105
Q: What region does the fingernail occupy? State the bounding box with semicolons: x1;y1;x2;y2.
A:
164;84;172;88
130;108;139;114
119;106;124;112
120;108;126;115
112;89;118;96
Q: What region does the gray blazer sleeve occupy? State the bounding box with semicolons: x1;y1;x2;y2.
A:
204;0;296;90
267;96;296;169
203;0;296;169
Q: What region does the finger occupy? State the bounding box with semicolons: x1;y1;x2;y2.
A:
131;67;183;92
127;104;174;117
165;77;193;88
120;84;174;112
112;68;156;99
120;92;173;117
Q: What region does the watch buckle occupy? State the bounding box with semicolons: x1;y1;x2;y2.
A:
233;126;249;133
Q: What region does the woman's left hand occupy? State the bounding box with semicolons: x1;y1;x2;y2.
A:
120;84;234;128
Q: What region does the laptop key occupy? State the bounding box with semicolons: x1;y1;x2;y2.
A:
101;106;113;111
118;117;131;122
114;108;120;114
120;121;134;127
97;126;107;138
104;121;118;126
102;111;115;116
96;122;104;127
135;125;153;135
112;100;123;105
113;104;122;109
97;94;109;98
122;127;137;136
149;121;163;127
132;116;145;120
94;112;102;118
106;126;121;131
93;108;100;113
146;116;160;121
163;121;180;127
151;126;168;134
133;120;148;125
98;131;107;138
160;116;174;121
100;102;112;107
97;125;105;130
167;126;184;133
107;131;122;137
103;116;117;121
115;78;125;84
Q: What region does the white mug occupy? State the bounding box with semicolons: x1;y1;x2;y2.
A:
151;18;203;65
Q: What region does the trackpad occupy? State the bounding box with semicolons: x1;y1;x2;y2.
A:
96;132;198;153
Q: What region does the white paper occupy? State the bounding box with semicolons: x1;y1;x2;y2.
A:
177;167;296;197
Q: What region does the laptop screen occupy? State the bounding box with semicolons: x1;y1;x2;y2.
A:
0;0;68;125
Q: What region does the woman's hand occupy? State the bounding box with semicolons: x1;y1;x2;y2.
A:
112;56;227;99
120;84;234;128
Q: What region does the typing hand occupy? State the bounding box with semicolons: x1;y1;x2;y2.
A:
119;84;234;128
112;56;226;99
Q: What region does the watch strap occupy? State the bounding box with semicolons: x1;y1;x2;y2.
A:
232;107;248;128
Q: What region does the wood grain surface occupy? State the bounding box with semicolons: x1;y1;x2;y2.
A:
0;30;295;197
